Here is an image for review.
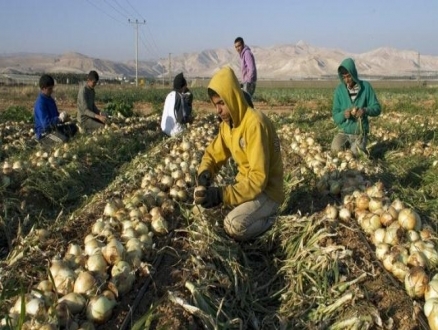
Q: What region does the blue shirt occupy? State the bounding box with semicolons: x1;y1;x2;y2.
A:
34;92;60;139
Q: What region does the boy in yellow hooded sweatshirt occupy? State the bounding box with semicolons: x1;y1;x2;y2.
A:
195;67;284;241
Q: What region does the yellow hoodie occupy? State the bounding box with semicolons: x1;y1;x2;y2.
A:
198;67;284;206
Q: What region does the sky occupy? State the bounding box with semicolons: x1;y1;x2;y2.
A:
0;0;437;62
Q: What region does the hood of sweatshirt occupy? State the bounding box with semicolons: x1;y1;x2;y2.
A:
207;66;249;128
338;58;361;84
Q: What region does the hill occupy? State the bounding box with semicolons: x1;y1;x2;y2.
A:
1;41;438;80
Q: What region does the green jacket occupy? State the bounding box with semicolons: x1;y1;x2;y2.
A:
332;58;381;135
198;67;284;205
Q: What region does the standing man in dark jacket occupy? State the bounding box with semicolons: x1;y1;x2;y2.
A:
331;58;381;156
77;70;107;133
234;37;257;97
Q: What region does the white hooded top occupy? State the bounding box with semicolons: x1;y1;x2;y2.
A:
160;91;184;136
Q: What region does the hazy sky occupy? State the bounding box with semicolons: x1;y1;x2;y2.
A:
1;0;436;62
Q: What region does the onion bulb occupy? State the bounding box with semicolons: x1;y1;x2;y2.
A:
151;214;169;235
58;292;86;315
102;237;125;265
324;204;338;221
425;277;438;301
86;295;116;323
398;208;421;231
424;298;438;330
74;271;98;296
404;266;428;298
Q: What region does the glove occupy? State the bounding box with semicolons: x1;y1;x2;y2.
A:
197;170;212;187
201;187;222;209
59;111;67;122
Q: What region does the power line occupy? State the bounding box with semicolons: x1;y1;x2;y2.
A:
126;0;146;21
84;0;128;26
103;0;129;20
140;29;160;59
112;0;135;18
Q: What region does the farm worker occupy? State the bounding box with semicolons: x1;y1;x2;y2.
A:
331;58;381;156
34;74;78;148
77;70;108;133
234;37;257;98
160;72;193;137
194;66;284;242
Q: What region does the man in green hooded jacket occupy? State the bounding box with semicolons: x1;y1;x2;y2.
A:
331;58;381;156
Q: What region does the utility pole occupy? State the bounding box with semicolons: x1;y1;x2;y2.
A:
417;52;421;85
168;53;172;86
128;19;146;87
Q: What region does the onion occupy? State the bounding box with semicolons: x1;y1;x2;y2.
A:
391;261;409;282
25;297;46;317
103;202;118;217
58;292;86;315
424;298;438;330
368;198;383;213
84;238;104;256
102;238;125;265
404;266;428;298
86;295;116;323
398;208;421;231
87;251;108;274
110;261;135;296
383;226;403;246
407;251;428;268
372;228;386;245
379;205;398;227
375;243;390;260
425;278;438;301
54;268;76;295
338;207;351;221
406;230;420;242
324;204;338;221
151;214;169;235
391;198;405;212
361;213;381;234
67;243;82;257
355;193;370;211
37;280;54;292
74;271;98;296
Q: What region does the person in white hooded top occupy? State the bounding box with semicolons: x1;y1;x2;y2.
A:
161;73;193;136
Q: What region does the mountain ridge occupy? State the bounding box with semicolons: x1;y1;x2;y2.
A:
1;41;437;80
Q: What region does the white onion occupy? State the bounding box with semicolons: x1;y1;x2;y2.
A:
424;298;438;330
404;266;428;298
102;238;125;265
110;261;135;296
74;271;98;296
58;292;86;315
25;297;46;316
54;268;76;295
87;252;108;274
86;295;116;323
398;208;421;231
425;279;438;301
151;214;169;235
324;204;338;221
375;243;390;260
338;207;351;221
